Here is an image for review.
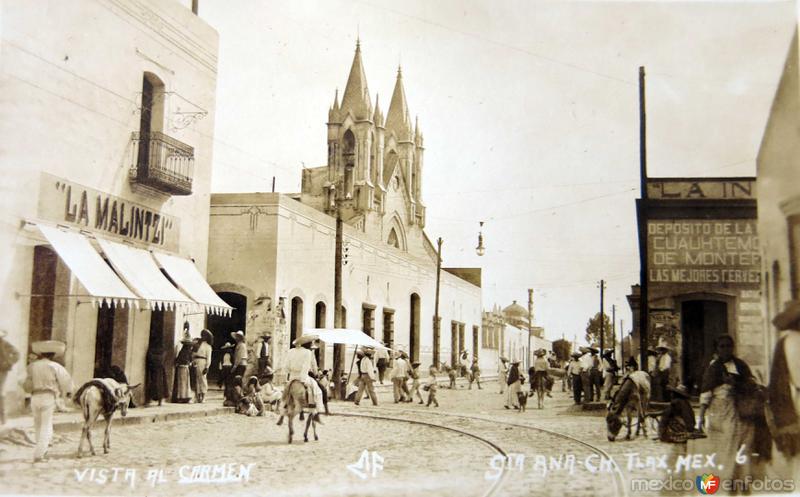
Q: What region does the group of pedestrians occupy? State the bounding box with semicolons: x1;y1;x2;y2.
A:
353;349;439;407
566;345;621;404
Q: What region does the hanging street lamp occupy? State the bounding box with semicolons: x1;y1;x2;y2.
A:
476;221;485;256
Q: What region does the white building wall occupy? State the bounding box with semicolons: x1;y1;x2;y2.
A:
209;193;482;378
0;0;218;410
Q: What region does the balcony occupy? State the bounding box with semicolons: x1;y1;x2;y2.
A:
129;131;194;196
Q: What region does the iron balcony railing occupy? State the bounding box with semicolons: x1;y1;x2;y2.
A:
129;131;194;196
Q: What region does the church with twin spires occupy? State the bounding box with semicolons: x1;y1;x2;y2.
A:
301;40;429;260
208;41;484;380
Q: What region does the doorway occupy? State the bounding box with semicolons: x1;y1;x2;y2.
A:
472;326;479;360
94;305;115;377
382;309;395;350
681;300;728;395
290;297;304;345
206;292;247;382
409;293;420;363
315;302;326;369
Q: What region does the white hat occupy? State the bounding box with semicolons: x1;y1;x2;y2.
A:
292;334;318;347
31;340;66;355
230;330;245;341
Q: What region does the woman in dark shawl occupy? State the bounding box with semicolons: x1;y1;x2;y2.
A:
504;361;521;409
695;335;770;483
172;329;194;403
145;342;168;407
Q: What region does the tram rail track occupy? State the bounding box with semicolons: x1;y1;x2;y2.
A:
335;405;627;497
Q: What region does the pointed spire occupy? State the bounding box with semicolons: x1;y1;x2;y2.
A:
373;93;383;126
386;65;412;139
340;39;371;119
329;88;340;121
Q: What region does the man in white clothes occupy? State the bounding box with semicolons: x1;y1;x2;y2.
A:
282;335;323;422
24;340;72;463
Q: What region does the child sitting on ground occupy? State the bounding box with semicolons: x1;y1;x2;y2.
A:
260;372;282;411
241;375;265;416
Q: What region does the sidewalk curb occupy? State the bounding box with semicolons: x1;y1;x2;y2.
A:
48;407;235;433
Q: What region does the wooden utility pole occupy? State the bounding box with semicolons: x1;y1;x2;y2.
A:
611;304;616;356
527;288;533;370
332;211;344;399
433;238;443;368
599;280;605;354
637;66;649;372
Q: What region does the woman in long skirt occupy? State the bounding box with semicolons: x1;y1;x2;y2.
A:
505;361;521;409
694;335;771;483
172;330;194;403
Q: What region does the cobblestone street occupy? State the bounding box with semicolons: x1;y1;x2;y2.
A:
0;380;693;497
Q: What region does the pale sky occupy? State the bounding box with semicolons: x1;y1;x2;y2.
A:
198;0;796;343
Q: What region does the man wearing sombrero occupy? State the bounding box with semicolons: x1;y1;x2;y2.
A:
283;335;323;422
23;340;72;462
231;330;248;379
653;340;673;402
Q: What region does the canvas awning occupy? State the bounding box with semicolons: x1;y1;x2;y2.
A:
37;225;137;308
153;252;233;316
304;328;390;349
96;238;194;312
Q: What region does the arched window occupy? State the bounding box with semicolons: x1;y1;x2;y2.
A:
384;149;398;189
342;130;356;199
387;228;399;249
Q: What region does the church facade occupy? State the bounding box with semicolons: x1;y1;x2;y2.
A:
207;43;485;381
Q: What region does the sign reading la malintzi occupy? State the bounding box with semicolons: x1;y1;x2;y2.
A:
38;173;180;251
645;178;759;287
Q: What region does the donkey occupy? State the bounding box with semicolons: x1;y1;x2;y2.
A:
276;380;320;444
74;378;139;457
529;372;547;409
606;370;650;442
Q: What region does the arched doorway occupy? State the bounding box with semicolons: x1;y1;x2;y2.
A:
291;297;304;345
409;293;420;363
206;292;247;383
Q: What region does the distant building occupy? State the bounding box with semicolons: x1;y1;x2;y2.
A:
633;177;763;394
207;42;483;380
482;302;551;369
756;29;800;360
0;0;223;409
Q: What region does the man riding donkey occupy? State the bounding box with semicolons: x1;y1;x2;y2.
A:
277;335;323;426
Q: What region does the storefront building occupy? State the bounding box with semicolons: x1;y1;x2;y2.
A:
207;42;484;380
635;177;764;394
0;0;225;409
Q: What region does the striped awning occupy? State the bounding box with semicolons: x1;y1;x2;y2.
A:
153;252;232;316
37;225;137;308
